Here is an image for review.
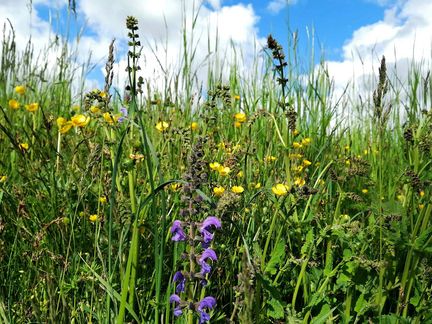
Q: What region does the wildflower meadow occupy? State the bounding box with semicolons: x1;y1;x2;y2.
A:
1;5;432;324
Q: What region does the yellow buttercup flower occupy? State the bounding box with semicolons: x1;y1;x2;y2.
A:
170;183;181;191
19;143;29;151
25;102;39;112
71;114;90;127
293;142;302;149
99;196;107;204
8;99;20;110
302;138;312;145
90;106;101;114
296;165;304;173
156;121;169;132
231;186;244;194
254;182;261;189
89;214;98;222
56;117;73;134
420;190;425;197
61;122;73;134
294;177;305;187
234;112;246;123
57;117;67;128
213;186;225;196
234;121;242;128
272;183;290;196
264;155;277;162
293;129;299;136
15;85;26;95
0;175;7;183
217;165;231;176
209;162;221;170
190;122;199;131
237;171;244;178
362;189;368;194
103;112;118;124
234;95;241;100
302;159;312;167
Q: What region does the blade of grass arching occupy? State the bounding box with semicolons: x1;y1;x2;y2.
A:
106;127;128;321
82;258;139;323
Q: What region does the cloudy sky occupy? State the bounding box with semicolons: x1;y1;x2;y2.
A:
1;0;431;95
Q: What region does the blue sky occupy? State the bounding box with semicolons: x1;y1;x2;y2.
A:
1;0;431;94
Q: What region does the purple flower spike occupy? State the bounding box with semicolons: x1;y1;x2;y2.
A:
173;271;186;293
198;296;217;310
169;294;183;317
169;294;181;304
199;217;222;247
171;220;186;241
197;296;216;323
199;248;218;274
199;311;211;324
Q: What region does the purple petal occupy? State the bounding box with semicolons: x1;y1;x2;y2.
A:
171;220;186;241
201;216;221;230
174;306;183;317
120;107;128;116
198;296;216;311
200;228;214;245
169;294;181;304
173;271;184;282
199;311;211;323
199;249;217;262
173;271;186;293
199;261;212;274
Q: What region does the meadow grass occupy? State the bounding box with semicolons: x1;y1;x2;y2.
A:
0;12;432;324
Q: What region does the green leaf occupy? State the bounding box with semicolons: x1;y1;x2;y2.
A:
265;238;286;275
354;293;367;315
342;249;352;260
311;304;335;324
267;298;284;319
301;229;314;256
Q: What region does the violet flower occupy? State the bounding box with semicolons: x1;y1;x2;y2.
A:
171;220;186;241
173;271;186;293
199;216;221;247
117;107;128;123
169;294;183;317
197;296;216;324
199;248;218;275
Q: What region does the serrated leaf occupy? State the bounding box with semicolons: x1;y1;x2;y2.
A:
267;298;284;319
265;239;286;275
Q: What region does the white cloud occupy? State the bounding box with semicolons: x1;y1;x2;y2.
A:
267;0;297;14
325;0;432;105
73;0;263;95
